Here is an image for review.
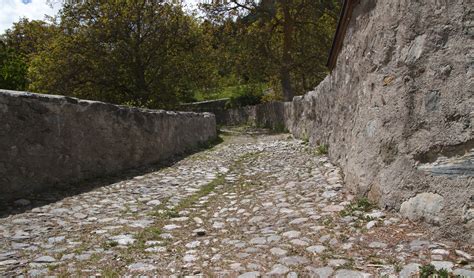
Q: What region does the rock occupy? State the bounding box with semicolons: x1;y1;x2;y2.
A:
213;222;225;229
145;246;166;252
110;234;135;245
183;254;197;263
453;269;474;277
328;259;348;267
400;193;444;224
399;263;421;278
250;237;267;245
290;239;309;246
431;261;454;272
322;205;345;212
73;212;88;219
128;262;157;272
305;266;334;278
287;272;298;278
455;250;473;260
194;228;206;236
33;255;56;263
185;241;201;248
409;240;430;251
48;236;66;244
11;242;30;249
28;268;48;277
289;218;308;225
163;224;181;230
333;270;371;278
238;271;261;278
14;199;31;206
431;249;449;255
160;233;173;239
306;245;326;254
145;240;162;246
282;231;301;238
249;216;266;223
366;220;377;229
319;235;331;242
146;200;161;206
193;217;203;224
0;259;19;266
171;216;189;222
365;211;385;219
267;235;281;243
75;253;91;261
268;264;290;275
61;254;75;260
279;256;309;266
270;248;288;256
211;254;221;262
369;241;387;249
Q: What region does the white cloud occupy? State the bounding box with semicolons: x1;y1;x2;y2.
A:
0;0;60;34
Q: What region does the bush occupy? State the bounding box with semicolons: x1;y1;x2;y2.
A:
225;84;264;109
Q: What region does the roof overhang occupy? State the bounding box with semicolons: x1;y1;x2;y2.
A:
327;0;356;71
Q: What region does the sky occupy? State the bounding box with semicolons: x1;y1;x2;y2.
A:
0;0;201;35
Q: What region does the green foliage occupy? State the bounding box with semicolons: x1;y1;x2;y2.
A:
201;0;340;101
27;1;214;109
340;197;377;218
225;83;265;108
418;264;450;278
1;1;340;108
0;44;28;90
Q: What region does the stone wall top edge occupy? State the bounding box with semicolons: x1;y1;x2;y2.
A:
0;89;215;118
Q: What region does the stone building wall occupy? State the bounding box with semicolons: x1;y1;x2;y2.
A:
0;90;216;201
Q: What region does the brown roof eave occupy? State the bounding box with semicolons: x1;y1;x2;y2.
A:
327;0;356;71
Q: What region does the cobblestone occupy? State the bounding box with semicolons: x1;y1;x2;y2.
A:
0;128;472;276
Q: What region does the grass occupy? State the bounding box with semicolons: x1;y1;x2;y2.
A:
133;226;163;250
315;144;329;155
101;267;121;278
174;174;225;211
340;197;377;218
418;264;450;278
193;83;268;102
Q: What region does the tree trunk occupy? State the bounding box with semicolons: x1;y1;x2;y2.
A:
280;0;294;102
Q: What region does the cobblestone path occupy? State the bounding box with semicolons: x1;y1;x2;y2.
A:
1;128;473;277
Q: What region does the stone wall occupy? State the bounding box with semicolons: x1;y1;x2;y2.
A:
219;102;286;130
216;0;473;241
180;98;230;126
0;90;217;201
285;0;473;241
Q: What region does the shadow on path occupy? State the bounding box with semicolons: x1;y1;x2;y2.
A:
0;135;225;219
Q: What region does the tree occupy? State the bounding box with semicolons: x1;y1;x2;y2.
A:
0;18;56;91
3;18;57;59
29;1;213;109
0;41;28;90
201;0;340;101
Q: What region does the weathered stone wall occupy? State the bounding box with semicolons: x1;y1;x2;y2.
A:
0;90;216;201
285;0;473;241
219;102;286;130
180;98;230;126
210;0;473;241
